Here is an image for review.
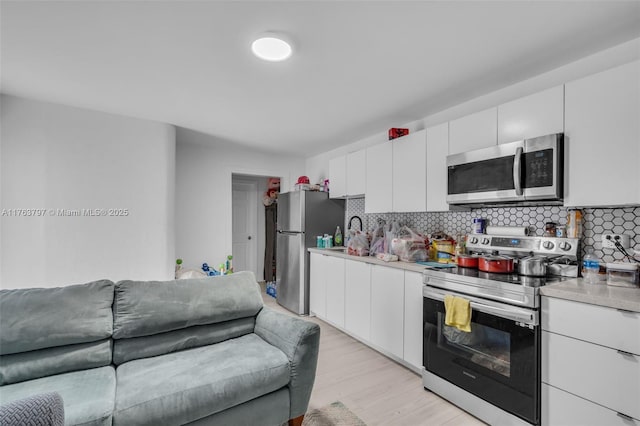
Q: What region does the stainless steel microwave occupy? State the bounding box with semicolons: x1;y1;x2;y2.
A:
447;133;563;205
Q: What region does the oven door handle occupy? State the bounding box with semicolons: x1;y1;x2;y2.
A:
424;287;538;326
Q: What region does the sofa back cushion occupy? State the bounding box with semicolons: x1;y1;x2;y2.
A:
111;272;263;363
0;280;115;383
0;280;115;355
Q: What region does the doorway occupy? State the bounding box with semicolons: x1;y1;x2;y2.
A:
231;174;280;281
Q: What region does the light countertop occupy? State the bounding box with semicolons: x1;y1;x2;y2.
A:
307;247;428;274
309;248;640;312
540;279;640;313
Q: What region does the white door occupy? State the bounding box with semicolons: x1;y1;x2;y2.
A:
232;181;257;275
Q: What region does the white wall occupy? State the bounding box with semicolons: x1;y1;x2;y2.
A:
306;38;640;183
0;95;176;288
175;128;305;272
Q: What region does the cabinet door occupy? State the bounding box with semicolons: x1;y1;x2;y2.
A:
325;256;346;328
498;85;564;144
309;253;327;318
403;271;424;369
329;156;347;199
564;60;640;207
426;122;449;212
448;107;498;154
344;260;371;340
365;143;393;213
392;130;427;212
542;331;640;420
370;265;405;358
346;149;366;196
542;384;638;426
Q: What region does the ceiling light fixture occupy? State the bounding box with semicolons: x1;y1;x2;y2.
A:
251;33;293;62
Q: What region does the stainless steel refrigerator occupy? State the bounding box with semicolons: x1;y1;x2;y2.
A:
276;191;345;315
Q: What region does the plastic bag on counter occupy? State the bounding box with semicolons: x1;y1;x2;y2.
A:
384;221;402;256
347;230;370;257
390;225;428;262
369;222;387;255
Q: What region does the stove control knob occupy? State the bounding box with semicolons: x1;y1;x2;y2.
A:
469;237;478;244
481;238;490;245
543;241;555;250
559;241;572;251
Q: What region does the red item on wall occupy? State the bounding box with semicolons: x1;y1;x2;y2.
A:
388;128;409;140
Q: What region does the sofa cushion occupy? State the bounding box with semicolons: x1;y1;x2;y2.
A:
0;280;114;355
113;271;263;339
0;339;112;385
112;317;255;365
184;388;290;426
113;333;290;426
0;366;116;426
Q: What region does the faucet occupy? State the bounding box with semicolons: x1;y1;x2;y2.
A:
348;216;363;232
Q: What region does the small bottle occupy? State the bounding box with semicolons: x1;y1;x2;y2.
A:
582;250;600;284
335;226;343;246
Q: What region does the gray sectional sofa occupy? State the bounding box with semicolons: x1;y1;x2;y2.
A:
0;272;320;426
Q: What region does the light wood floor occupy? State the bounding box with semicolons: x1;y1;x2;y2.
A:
261;290;485;426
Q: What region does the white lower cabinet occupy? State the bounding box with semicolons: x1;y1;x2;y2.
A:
542;384;638;426
344;259;371;341
370;265;405;359
541;296;640;424
311;255;424;372
325;256;346;328
309;253;326;318
403;271;424;370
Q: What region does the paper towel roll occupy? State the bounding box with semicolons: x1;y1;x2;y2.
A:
485;226;529;236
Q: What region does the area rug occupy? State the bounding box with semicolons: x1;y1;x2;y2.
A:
302;401;367;426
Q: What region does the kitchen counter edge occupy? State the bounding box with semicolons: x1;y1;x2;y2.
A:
307;248;428;273
541;279;640;313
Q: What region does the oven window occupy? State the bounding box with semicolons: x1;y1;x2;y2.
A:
439;314;511;377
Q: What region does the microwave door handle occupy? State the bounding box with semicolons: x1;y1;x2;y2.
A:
514;146;523;196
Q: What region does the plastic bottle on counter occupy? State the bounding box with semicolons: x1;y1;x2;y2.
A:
582;249;600;284
334;226;343;246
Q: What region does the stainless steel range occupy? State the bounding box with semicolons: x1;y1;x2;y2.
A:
422;234;579;426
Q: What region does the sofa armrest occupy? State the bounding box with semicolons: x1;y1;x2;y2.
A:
254;307;320;419
0;392;65;426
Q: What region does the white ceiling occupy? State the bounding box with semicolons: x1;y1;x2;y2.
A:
2;1;639;156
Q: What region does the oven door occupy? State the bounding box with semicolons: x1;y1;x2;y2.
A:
423;286;540;425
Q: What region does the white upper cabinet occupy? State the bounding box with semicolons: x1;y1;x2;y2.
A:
498;85;564;144
365;142;393;213
449;107;498;154
393;130;427;212
346;149;366;196
328;155;347;199
564;60;640;207
426;123;449;212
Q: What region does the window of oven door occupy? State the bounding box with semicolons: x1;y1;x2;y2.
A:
423;297;540;425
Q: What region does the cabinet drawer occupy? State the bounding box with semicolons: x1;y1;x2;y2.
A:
542;331;640;420
542;383;639;426
542;297;640;355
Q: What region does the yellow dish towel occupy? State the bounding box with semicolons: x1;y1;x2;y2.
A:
444;295;472;332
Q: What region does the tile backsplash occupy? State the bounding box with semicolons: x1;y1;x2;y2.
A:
344;198;640;263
